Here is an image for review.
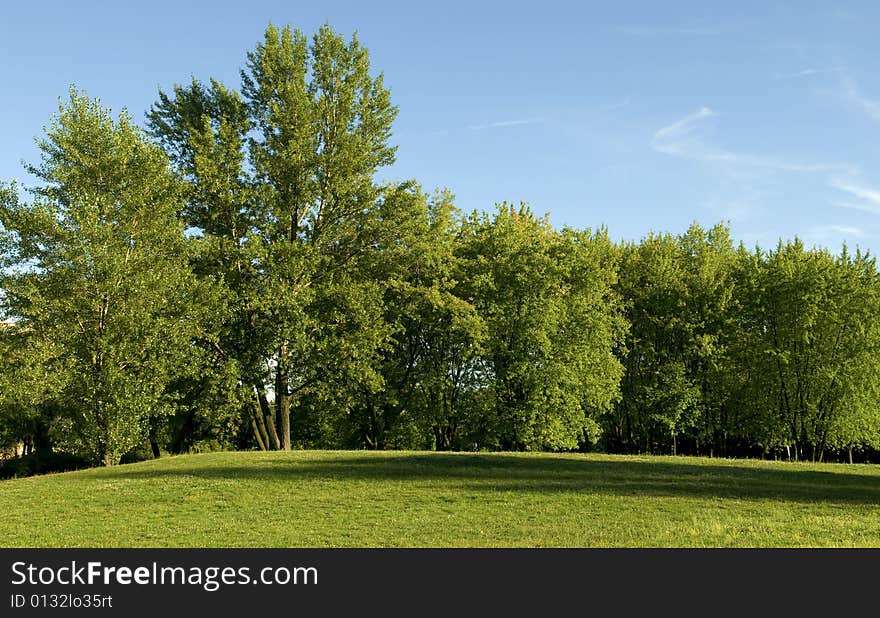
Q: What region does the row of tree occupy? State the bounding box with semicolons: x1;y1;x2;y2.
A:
612;228;880;462
2;24;879;466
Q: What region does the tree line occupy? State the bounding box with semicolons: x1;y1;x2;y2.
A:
1;24;878;467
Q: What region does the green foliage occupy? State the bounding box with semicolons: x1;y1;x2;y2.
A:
460;205;623;451
0;322;62;453
0;450;90;480
147;23;399;452
733;241;880;460
375;188;486;451
0;91;208;465
610;224;739;455
2;23;880;465
608;224;880;462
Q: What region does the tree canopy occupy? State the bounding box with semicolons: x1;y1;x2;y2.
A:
2;23;879;467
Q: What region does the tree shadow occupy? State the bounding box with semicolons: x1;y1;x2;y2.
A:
94;453;880;506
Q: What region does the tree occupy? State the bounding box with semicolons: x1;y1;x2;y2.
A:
0;91;208;465
609;224;740;456
459;205;623;451
361;188;485;450
734;240;880;461
148;23;398;451
0;318;63;456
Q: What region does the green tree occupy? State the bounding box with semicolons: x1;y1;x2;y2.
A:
460;204;623;451
735;240;880;461
369;188;485;450
0;319;63;455
148;23;398;451
147;75;272;451
0;91;207;465
610;224;738;455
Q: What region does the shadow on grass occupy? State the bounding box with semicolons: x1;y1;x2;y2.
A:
93;453;880;506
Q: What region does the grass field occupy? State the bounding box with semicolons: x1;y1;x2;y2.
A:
1;450;879;547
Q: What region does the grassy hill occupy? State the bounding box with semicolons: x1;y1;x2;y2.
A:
1;451;879;547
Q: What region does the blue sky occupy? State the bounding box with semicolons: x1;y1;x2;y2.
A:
2;1;880;253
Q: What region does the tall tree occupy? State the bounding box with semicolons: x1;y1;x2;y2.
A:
610;224;739;455
347;187;486;450
734;240;880;461
147;77;266;450
0;91;207;465
148;23;399;450
460;205;623;451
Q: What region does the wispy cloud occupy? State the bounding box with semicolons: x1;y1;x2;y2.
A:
615;26;718;36
830;224;864;236
830;178;880;212
840;74;880;124
652;108;852;173
832;201;880;215
782;67;843;78
468;118;544;131
807;224;865;238
652;107;716;152
600;97;632;111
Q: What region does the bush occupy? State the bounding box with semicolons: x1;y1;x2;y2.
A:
0;451;92;480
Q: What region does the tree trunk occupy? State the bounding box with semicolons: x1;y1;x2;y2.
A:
276;346;292;451
251;399;270;450
848;446;853;465
276;384;292;451
257;386;280;450
148;418;161;459
251;417;267;451
149;436;161;459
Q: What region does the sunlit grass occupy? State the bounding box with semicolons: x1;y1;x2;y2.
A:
1;451;879;547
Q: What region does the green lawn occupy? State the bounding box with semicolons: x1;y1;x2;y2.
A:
1;450;879;547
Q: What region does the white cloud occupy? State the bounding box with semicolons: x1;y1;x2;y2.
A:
829;178;880;217
652;108;852;173
468;118;544;131
777;67;843;79
807;224;865;238
831;178;880;205
790;67;843;78
600;97;632;111
840;74;880;124
652;107;716;149
615;27;718;36
829;224;864;236
832;201;880;215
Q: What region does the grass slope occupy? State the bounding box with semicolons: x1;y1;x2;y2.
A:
1;451;879;547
